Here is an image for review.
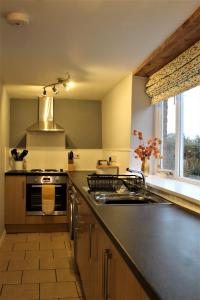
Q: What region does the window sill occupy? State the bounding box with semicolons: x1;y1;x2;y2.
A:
146;175;200;213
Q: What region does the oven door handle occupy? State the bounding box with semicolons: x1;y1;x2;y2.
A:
30;185;62;188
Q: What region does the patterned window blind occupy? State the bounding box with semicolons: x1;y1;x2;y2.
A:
146;40;200;104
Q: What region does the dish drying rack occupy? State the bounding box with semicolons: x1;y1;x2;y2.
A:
87;174;145;192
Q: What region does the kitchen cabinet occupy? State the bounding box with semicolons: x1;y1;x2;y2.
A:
99;231;147;300
76;192;99;300
76;190;150;300
5;176;26;224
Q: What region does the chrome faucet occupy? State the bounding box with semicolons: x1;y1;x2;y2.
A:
126;168;146;187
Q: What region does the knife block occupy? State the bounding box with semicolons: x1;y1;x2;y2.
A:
68;157;74;171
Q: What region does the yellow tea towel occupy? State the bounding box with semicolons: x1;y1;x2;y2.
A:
42;185;55;215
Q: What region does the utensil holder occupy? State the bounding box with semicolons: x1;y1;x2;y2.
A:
15;161;23;170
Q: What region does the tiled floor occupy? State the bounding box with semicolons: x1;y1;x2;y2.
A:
0;232;82;300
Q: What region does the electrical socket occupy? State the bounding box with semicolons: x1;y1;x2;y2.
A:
74;154;80;159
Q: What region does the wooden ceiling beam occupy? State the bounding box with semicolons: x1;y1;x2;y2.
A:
133;6;200;77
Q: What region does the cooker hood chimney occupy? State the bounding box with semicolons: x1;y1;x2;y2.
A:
27;96;64;133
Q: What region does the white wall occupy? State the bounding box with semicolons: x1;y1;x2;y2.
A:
130;76;154;172
102;74;133;149
8;147;102;171
101;74;133;172
0;87;10;238
101;74;154;173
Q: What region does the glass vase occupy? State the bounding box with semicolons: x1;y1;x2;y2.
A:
141;157;149;176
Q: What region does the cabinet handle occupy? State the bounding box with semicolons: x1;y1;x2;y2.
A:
88;224;94;263
103;249;112;300
75;196;81;205
75;221;85;233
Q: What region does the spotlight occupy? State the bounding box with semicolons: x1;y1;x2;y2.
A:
67;81;75;89
63;81;75;91
52;85;57;93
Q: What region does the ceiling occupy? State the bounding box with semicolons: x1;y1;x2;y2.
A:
1;0;200;100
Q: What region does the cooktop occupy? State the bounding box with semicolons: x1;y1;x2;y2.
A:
30;169;64;173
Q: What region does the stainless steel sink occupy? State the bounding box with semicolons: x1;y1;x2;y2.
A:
91;191;171;205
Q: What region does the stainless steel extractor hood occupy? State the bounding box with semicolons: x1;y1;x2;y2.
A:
27;96;64;133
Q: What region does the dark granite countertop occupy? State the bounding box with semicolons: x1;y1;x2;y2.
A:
68;171;200;300
5;170;68;176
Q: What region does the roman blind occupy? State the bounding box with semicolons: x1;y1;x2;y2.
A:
146;39;200;104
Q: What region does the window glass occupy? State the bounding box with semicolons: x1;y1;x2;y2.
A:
182;86;200;180
161;97;176;170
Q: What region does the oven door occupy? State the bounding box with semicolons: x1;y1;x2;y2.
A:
26;183;67;215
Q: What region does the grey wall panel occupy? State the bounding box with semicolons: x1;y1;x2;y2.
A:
54;99;102;149
10;99;38;148
10;98;102;149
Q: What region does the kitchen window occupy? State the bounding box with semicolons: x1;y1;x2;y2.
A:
156;85;200;183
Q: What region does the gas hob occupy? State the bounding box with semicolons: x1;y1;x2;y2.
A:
30;169;64;173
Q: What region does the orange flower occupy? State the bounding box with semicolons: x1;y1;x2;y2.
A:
133;129;162;161
138;132;143;140
133;130;137;136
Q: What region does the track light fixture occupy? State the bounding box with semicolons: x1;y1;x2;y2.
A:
52;85;57;93
43;88;47;96
42;73;74;96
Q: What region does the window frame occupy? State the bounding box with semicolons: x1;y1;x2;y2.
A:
155;92;200;185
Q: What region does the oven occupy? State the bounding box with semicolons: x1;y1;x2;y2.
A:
26;175;67;215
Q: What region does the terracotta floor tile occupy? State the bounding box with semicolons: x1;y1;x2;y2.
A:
0;259;9;271
56;269;76;282
40;241;65;250
4;234;28;243
64;240;71;249
8;257;39;271
0;242;14;252
27;233;51;242
75;281;83;297
40;233;52;236
0;251;25;260
1;283;39;299
53;249;71;258
13;242;39;251
25;250;53;260
51;232;67;237
39;232;52;241
40;282;78;299
0;271;22;284
40;257;70;270
60;298;80;300
3;234;17;241
27;233;40;242
22;270;56;283
51;235;69;243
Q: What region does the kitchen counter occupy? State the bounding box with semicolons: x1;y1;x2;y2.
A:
5;170;68;176
68;171;200;300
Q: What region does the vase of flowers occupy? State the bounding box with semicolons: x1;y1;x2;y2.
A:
133;130;161;176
